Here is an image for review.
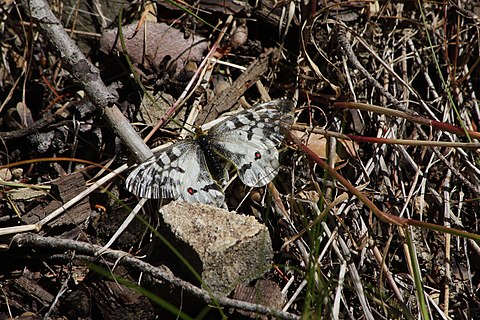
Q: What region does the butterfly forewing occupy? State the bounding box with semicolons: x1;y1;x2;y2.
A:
125;99;293;206
208;100;292;144
125;140;224;206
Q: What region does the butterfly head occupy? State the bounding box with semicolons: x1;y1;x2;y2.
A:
194;126;207;137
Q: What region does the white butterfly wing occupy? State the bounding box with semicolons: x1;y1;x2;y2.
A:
125;140;224;206
125;99;293;205
209;99;292;145
208;99;293;187
210;130;280;187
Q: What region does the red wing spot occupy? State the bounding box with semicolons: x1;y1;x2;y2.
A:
254;151;262;160
187;187;197;195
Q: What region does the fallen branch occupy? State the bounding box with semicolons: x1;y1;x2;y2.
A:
10;233;300;320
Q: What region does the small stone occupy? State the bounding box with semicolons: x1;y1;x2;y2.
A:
160;201;273;296
230;24;248;48
233;279;286;318
11;168;23;181
0;168;12;181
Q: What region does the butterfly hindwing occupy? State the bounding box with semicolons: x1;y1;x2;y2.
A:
173;143;225;206
209;128;280;187
208;99;293;187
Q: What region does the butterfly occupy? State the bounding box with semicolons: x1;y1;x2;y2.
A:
125;99;293;207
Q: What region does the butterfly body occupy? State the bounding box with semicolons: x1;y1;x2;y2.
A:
195;132;227;184
125;99;293;207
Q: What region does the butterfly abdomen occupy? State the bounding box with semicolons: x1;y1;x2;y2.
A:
196;134;225;183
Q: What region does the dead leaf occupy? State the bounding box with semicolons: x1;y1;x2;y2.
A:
16;102;34;127
291;129;359;164
100;21;208;75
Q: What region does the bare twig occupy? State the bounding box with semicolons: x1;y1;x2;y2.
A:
0;112;59;140
10;233;300;320
19;0;153;163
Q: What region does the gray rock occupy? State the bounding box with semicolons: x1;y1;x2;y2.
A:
160;201;273;296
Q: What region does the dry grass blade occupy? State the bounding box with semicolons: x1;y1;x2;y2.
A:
1;0;480;319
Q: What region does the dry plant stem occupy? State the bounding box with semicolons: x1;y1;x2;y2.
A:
407;38;439;100
337;30;403;111
178;19;234;137
196;48;279;124
371;245;406;304
269;183;311;267
332;261;347;319
19;0;153;163
400;37;410;110
291;124;480;148
283;279;305;312
321;222;374;320
335;102;480;140
10;233;300;320
338;26;437;120
442;169;452;315
325;136;337;201
346;136;480;148
289;131;402;226
282;193;348;251
337;31;480;195
144;15;234;142
18;21;105;37
288;132;480;241
0;64;26;114
98;198;149;253
0;164;128;236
